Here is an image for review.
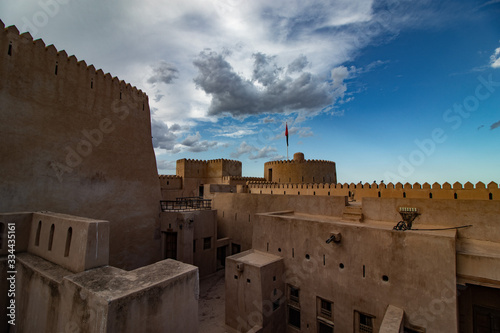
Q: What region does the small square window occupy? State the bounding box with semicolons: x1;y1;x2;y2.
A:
203;237;211;250
289;285;299;304
355;311;375;333
317;297;333;321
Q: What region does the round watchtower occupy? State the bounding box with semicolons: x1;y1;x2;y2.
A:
263;152;336;184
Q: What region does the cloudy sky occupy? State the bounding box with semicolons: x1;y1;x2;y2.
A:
2;0;500;183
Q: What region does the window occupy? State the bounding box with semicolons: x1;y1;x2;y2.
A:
318;320;334;333
473;305;500;333
289;285;300;304
288;305;301;329
64;227;72;257
48;224;55;251
273;299;280;311
317;297;333;319
232;243;241;254
355;311;374;333
0;223;4;250
35;221;42;246
203;237;211;250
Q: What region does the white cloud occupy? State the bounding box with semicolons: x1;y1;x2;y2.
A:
157;159;177;173
230;141;283;160
151;118;179;151
491;47;500;69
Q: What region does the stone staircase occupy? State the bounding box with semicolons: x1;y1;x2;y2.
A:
342;203;363;222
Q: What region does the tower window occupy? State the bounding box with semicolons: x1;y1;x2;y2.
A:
48;224;55;251
35;220;42;246
64;227;72;257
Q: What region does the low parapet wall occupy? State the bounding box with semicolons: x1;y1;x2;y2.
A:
27;212;109;273
248;181;500;201
0;212;109;273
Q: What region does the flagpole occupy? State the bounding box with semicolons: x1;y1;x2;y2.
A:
285;122;289;160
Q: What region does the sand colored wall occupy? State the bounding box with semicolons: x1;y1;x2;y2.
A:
0;21;161;269
27;212;109;273
362;197;500;243
212;193;346;252
172;159;243;199
176;158;242;180
252;212;458;332
264;153;336;184
15;253;198;333
0;213;32;255
160;210;217;277
226;250;285;333
249;180;500;201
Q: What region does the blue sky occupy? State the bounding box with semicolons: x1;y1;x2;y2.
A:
2;0;499;183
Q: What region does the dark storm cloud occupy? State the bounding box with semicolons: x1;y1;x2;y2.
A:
180;132;220;152
151;118;178;151
252;53;282;86
148;61;179;85
193;51;333;118
287;55;309;73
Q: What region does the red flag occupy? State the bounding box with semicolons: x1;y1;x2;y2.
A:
285;122;289;146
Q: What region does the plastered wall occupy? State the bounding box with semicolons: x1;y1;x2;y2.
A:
0;21;162;269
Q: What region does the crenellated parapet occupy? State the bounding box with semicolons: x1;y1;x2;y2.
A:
176;158;242;179
0;19;149;116
159;174;182;190
247;180;500;200
264;152;337;184
159;174;182;179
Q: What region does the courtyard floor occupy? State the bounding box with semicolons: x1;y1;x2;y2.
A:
199;269;227;333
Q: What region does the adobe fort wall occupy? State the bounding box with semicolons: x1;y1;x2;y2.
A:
264;152;337;183
171;158;243;198
1;212;198;333
176;158;242;179
212;193;347;252
0;20;162;270
248;180;500;201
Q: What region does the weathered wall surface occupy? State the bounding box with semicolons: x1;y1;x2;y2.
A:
160;209;217;277
0;22;161;269
212;193;346;251
27;212;109;273
362;197;500;243
253;212;458;333
226;250;285;333
170;159;243;199
14;253;199;333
